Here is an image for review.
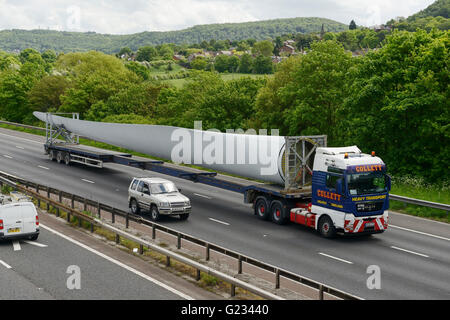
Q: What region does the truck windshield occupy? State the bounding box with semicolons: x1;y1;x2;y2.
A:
150;182;178;194
347;172;387;196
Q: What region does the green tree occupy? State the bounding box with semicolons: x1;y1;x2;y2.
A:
190;57;207;70
252;40;274;57
136;46;158;62
28;75;71;112
349;20;357;30
340;30;449;181
239;53;253;73
125;61;150;80
252;40;354;140
214;55;230;73
253;55;273;74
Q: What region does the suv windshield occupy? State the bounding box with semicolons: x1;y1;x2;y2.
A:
150;182;178;194
347;172;387;196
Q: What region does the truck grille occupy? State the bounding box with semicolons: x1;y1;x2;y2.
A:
171;202;185;207
356;202;384;212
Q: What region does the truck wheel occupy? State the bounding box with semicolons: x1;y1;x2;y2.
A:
49;150;55;161
150;205;160;221
255;197;270;220
179;213;190;221
56;151;63;164
64;153;71;165
130;199;140;215
271;200;287;225
318;216;336;238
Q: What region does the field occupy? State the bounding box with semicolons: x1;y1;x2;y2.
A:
162;73;272;88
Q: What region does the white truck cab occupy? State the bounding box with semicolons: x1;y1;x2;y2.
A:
0;201;40;241
290;146;390;237
128;177;191;221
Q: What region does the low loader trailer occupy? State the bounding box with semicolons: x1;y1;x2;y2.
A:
41;114;391;238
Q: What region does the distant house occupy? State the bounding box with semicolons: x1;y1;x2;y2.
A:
187;52;206;62
371;24;392;32
279;44;296;55
284;39;296;46
172;54;184;61
218;50;233;56
271;56;282;63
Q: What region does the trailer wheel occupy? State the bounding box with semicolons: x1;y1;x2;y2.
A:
255;197;270;220
56;151;63;164
318;215;336;238
150;205;160;222
49;150;56;161
64;153;71;165
130;199;140;215
271;200;287;225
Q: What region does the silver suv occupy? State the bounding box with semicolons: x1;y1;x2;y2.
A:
128;177;191;221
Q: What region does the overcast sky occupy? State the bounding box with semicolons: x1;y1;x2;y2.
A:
0;0;435;34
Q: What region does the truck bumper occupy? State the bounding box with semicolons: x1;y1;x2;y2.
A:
343;211;388;234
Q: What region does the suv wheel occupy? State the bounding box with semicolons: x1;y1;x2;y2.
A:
130;199;140;215
150;205;160;221
179;213;189;221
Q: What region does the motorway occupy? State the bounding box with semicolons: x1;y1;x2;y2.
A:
0;127;449;299
0;218;193;300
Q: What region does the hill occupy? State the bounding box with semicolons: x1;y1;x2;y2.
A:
407;0;449;21
0;17;347;54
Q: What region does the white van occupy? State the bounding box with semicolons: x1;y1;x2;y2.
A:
0;202;39;241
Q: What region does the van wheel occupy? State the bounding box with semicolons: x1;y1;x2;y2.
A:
255;197;269;220
318;216;336;238
130;199;140;215
150;205;160;221
179;213;189;221
271;200;287;225
29;234;39;241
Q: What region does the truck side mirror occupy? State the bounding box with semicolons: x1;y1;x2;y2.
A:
178;188;182;192
336;179;344;195
386;175;391;191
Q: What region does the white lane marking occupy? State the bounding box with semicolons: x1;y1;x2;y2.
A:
81;179;95;184
194;193;212;199
390;246;429;258
40;224;193;300
0;260;12;269
12;241;21;251
0;132;42;145
208;218;230;226
38;165;49;170
318;252;353;264
390;225;450;242
22;240;48;248
3;155;13;159
15;146;24;150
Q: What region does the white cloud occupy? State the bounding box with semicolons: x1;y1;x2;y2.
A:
0;0;436;34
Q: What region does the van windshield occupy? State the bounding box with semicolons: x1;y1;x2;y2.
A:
347;172;387;196
150;182;178;194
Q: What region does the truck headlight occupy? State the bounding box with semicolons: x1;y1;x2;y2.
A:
185;200;190;206
160;202;170;207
